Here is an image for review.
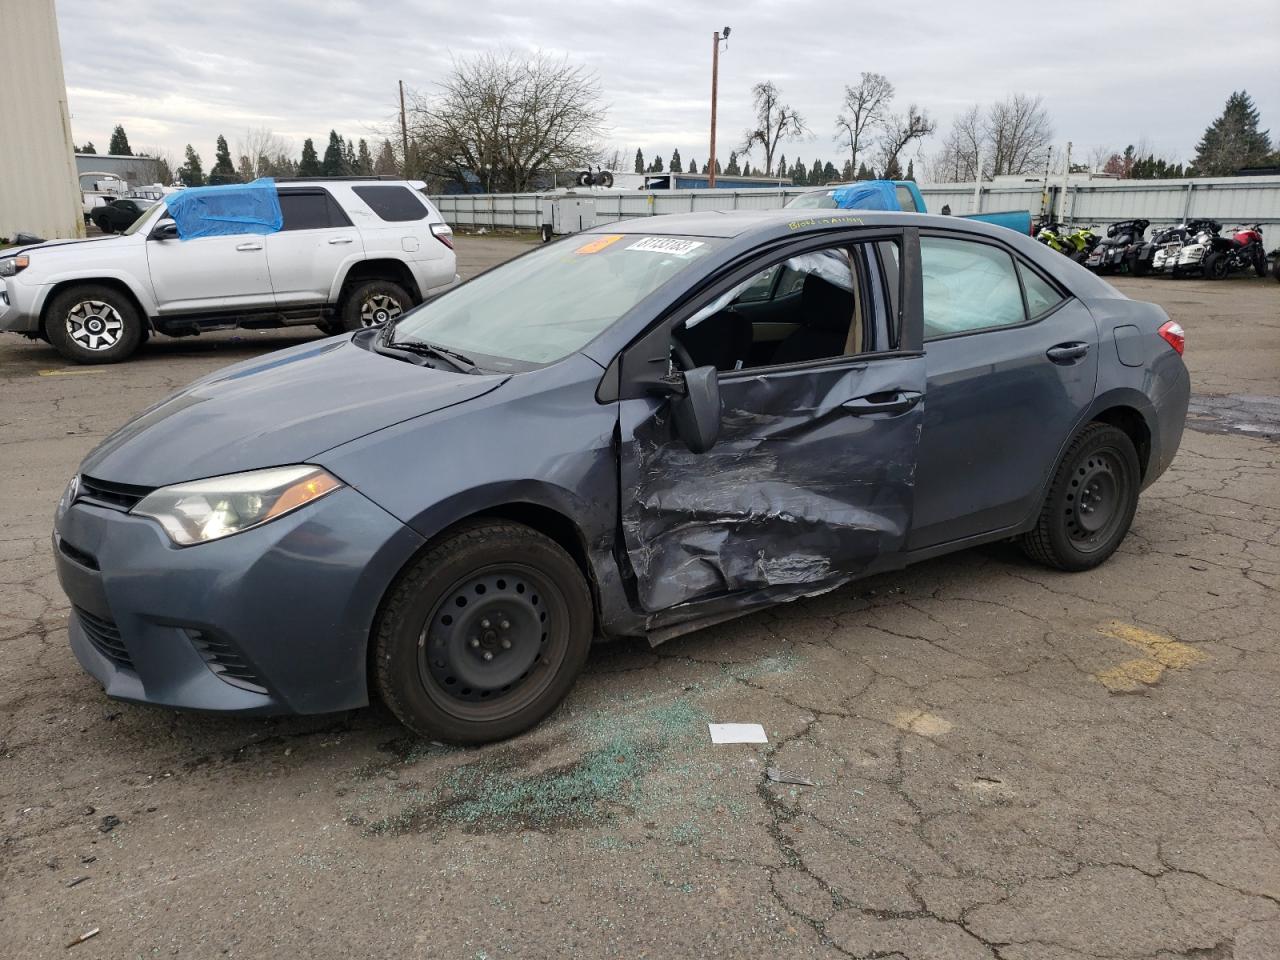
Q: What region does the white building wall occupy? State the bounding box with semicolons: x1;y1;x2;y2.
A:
0;0;84;241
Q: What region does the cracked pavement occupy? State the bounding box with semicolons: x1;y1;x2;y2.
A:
1;242;1277;959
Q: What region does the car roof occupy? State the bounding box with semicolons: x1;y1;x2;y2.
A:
587;208;1005;240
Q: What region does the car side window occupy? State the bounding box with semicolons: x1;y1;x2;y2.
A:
674;241;894;373
732;264;780;303
920;236;1026;340
279;192;336;231
1019;262;1066;318
352;185;428;222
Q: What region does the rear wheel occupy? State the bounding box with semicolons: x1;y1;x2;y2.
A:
44;284;144;364
1253;251;1267;277
331;279;410;334
1127;252;1149;276
373;521;593;744
1203;252;1230;280
1021;423;1140;572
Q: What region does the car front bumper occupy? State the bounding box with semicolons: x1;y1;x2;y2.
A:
0;276;41;333
54;484;425;716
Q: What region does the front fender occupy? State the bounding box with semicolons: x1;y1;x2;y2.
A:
30;269;160;320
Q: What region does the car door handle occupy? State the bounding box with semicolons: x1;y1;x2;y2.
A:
328;237;354;245
235;242;263;252
1046;342;1090;364
841;391;922;416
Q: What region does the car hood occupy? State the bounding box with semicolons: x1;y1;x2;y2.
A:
80;336;509;487
1;235;124;260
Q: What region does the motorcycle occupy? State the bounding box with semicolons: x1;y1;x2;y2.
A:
1085;219;1150;274
1203;223;1267;280
1151;220;1221;277
1035;220;1099;262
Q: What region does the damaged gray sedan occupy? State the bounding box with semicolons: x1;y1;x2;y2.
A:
54;210;1189;743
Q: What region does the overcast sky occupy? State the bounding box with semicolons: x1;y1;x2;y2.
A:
58;0;1279;177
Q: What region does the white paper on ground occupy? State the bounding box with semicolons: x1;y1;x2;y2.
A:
708;722;769;744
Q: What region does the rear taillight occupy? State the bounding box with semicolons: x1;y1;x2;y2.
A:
1158;319;1184;355
430;222;454;249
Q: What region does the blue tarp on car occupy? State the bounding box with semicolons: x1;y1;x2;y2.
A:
829;180;901;211
165;178;283;240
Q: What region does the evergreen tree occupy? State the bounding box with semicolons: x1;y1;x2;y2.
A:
373;139;397;176
78;141;97;154
356;139;373;175
841;159;854;180
823;161;839;182
651;154;665;173
342;138;358;174
905;159;915;181
686;158;697;177
714;159;722;175
742;160;752;177
810;157;823;184
321;130;347;177
725;151;741;176
856;161;870;180
634;149;645;174
178;144;204;187
883;155;903;179
777;153;786;179
298;138;321;177
702;161;709;174
670;148;683;174
108;125;132;156
1194;91;1273;175
793;160;807;184
209;134;237;183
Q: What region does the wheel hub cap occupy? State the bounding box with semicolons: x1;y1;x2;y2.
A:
360;294;402;327
1066;454;1120;544
66;301;124;351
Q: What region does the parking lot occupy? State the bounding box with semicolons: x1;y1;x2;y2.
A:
2;236;1278;959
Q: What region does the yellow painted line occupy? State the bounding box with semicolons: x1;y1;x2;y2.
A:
1093;621;1207;693
37;368;110;377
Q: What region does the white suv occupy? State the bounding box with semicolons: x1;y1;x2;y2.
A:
0;178;458;363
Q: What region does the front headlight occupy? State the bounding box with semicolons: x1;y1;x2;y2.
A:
132;465;343;546
0;255;30;277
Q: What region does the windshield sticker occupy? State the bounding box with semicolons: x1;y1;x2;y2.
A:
576;234;625;255
626;237;705;256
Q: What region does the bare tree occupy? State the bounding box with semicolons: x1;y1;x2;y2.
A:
136;146;177;186
407;51;606;193
879;104;935;177
931;94;1053;181
234;128;294;180
985;94;1053;177
740;81;807;176
834;72;894;175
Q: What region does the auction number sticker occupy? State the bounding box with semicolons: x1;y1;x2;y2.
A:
576;234;625;255
626;237;705;256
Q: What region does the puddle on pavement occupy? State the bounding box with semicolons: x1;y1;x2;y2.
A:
1186;394;1280;441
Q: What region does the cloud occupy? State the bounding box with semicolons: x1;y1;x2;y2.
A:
57;0;1280;174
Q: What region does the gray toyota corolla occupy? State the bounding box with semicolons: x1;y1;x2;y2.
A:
53;210;1189;743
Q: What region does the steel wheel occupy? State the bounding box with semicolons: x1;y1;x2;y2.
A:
417;563;571;722
359;293;403;327
66;300;125;352
1063;451;1128;554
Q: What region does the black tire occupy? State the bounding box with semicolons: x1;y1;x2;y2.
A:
1253;252;1266;278
1273;257;1280;282
373;521;593;744
541;224;553;243
44;284;144;364
1203;251;1229;280
1127;252;1149;277
1021;423;1141;572
335;279;411;333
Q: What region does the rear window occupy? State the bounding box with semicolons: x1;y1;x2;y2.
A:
352;185;428;222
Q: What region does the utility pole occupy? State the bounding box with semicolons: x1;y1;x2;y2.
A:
399;80;410;177
708;27;730;188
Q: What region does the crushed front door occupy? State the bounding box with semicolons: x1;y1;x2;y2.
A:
618;353;926;615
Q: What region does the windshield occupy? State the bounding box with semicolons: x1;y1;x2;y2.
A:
389;232;721;368
786;190;840;209
122;203;164;236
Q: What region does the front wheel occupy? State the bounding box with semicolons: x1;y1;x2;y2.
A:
373;521;594;744
1203;251;1229;280
1253;252;1267;278
44;284;144;364
1021;423;1141;572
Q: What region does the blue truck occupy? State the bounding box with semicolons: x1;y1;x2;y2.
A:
786;180;1033;235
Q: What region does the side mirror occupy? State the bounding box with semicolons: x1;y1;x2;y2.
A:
671;365;721;454
150;220;179;241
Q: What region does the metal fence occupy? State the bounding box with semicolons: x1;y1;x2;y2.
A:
430;175;1280;238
